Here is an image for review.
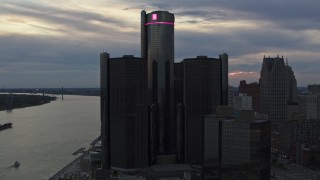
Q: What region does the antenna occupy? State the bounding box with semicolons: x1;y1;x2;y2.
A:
61;86;64;100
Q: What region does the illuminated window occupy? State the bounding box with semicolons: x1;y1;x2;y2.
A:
152;14;158;20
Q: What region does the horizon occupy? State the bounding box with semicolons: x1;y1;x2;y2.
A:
1;0;320;87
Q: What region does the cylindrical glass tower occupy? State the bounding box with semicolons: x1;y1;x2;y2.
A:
141;10;175;157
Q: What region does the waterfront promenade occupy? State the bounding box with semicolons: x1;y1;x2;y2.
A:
49;148;91;180
48;137;100;180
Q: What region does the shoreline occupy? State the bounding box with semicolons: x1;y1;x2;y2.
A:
0;94;57;111
48;136;100;180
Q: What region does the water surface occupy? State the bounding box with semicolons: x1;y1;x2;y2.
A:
0;95;100;180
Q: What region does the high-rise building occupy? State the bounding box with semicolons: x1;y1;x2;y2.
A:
173;62;184;163
100;52;110;170
280;116;320;158
204;108;271;180
308;85;320;118
298;94;318;119
239;80;260;112
100;54;148;169
204;107;233;167
308;84;320;95
100;10;233;174
298;85;320;119
260;56;297;129
285;63;298;103
141;10;175;159
183;56;222;165
220;53;229;106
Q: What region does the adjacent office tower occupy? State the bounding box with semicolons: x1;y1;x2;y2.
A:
100;54;148;169
220;53;229;105
259;56;298;129
204;108;271;179
309;84;320;95
173;62;184;163
183;56;222;165
298;85;320;119
100;52;110;170
141;11;175;160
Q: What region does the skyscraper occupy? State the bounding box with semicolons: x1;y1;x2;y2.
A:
101;9;234;172
109;55;148;169
220;53;229;106
174;62;184;163
285;63;298;103
141;10;175;161
100;52;110;170
100;54;148;169
260;56;287;129
183;56;222;165
259;56;298;129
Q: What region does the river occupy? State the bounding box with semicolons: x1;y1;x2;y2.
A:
0;95;100;180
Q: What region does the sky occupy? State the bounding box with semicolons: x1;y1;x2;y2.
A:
1;0;320;88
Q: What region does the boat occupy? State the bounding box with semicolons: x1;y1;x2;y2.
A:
14;161;20;168
0;122;13;131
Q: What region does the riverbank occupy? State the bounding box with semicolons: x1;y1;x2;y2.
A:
0;88;99;96
48;137;100;180
0;94;57;111
48;150;90;180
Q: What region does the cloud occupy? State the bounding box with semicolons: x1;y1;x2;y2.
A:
0;1;135;36
229;71;258;77
1;0;320;87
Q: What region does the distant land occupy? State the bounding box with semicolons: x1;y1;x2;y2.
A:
0;94;57;111
0;88;100;96
0;87;308;98
0;88;100;111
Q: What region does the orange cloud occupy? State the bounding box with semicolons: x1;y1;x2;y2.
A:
229;71;258;78
229;71;260;86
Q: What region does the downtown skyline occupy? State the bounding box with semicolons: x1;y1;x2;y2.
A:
1;0;320;87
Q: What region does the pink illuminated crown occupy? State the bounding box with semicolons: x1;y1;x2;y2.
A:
152;14;158;20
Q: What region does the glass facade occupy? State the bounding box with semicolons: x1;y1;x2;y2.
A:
100;55;148;169
183;57;222;165
260;57;286;129
142;11;175;156
222;122;251;164
100;52;110;170
219;53;229;106
174;62;184;163
204;114;271;179
109;56;148;169
204;116;219;164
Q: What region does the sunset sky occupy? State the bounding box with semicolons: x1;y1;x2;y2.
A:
1;0;320;88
